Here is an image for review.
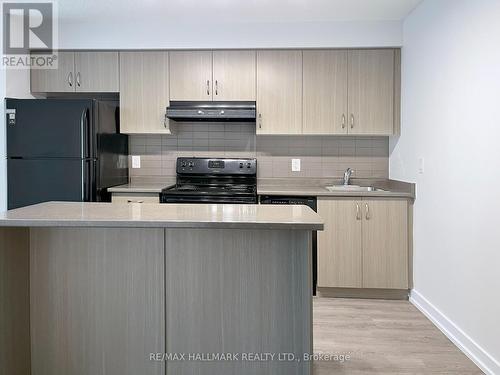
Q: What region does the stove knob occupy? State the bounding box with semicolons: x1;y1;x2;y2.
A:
247;162;251;168
188;161;194;167
239;163;244;168
181;161;187;167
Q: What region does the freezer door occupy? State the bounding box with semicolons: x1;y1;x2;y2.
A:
6;98;93;158
7;159;91;209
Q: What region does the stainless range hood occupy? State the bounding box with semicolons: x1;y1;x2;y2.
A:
166;101;256;122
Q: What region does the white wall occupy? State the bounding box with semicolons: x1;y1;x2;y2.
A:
58;20;402;50
390;0;500;373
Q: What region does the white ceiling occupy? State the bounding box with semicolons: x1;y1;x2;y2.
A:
56;0;423;23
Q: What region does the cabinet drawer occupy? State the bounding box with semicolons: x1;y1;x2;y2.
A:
111;193;160;204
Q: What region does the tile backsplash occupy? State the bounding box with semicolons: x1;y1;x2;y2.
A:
128;122;388;182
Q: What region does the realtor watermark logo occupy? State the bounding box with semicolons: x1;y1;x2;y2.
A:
2;0;58;69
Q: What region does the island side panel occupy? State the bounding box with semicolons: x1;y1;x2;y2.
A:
164;228;312;375
0;228;30;375
30;228;165;375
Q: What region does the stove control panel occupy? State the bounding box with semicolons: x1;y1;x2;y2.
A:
177;157;257;175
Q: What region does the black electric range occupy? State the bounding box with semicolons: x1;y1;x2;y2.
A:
160;157;257;204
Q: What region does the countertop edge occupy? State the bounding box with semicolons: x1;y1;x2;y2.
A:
257;188;414;199
0;219;323;231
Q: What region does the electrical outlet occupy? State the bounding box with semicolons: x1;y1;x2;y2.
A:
132;155;141;169
418;157;424;174
292;158;301;172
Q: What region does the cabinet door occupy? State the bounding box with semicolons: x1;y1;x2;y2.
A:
213;50;256;101
256;50;302;134
303;50;348;135
111;193;160;203
74;52;119;92
30;51;75;93
169;51;212;101
362;199;408;289
317;198;362;288
30;228;165;375
119;51;170;134
348;49;394;135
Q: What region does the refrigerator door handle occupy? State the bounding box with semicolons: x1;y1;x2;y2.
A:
82;160;94;202
81;160;85;200
80;108;90;158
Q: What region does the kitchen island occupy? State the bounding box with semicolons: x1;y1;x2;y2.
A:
0;202;323;375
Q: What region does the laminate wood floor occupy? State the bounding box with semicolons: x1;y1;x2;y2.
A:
312;298;483;374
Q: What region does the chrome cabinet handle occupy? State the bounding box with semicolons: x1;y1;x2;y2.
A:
215;80;218;95
341;114;346;129
258;113;262;129
68;72;73;87
76;72;81;87
356;203;361;220
127;200;144;203
163;112;168;128
365;203;370;220
206;80;210;95
350;114;354;129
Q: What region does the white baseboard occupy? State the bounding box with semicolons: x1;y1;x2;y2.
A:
410;289;499;375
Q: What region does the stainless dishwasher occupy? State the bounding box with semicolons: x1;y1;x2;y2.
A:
259;195;318;295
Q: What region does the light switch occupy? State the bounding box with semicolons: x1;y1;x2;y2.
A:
292;158;301;172
418;157;424;174
132;155;141;169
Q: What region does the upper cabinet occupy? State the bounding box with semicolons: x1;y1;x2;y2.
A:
169;50;256;101
303;50;348;135
31;51;119;93
73;52;119;92
348;49;395;135
169;51;213;101
119;51;170;134
303;48;397;136
213;50;256;101
30;51;75;93
29;48;400;136
256;50;302;135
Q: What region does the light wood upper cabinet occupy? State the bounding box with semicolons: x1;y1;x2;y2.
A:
303;50;348;135
318;198;409;290
318;198;362;288
213;50;256;101
348;49;395;135
256;50;302;134
30;51;75;93
362;199;408;289
119;51;170;134
74;52;119;92
169;51;213;101
31;51;119;93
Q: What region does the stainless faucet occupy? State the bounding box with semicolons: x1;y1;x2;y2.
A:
343;168;354;185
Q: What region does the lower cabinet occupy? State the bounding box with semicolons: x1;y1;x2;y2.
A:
111;192;160;204
317;198;408;290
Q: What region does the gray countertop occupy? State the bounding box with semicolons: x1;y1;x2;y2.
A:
107;180;175;193
108;178;415;199
257;178;415;199
0;202;324;230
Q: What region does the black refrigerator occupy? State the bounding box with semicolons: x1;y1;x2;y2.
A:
6;99;128;209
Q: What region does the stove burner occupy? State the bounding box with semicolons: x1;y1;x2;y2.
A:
160;157;257;204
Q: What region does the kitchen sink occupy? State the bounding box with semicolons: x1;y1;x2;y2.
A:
325;185;386;192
